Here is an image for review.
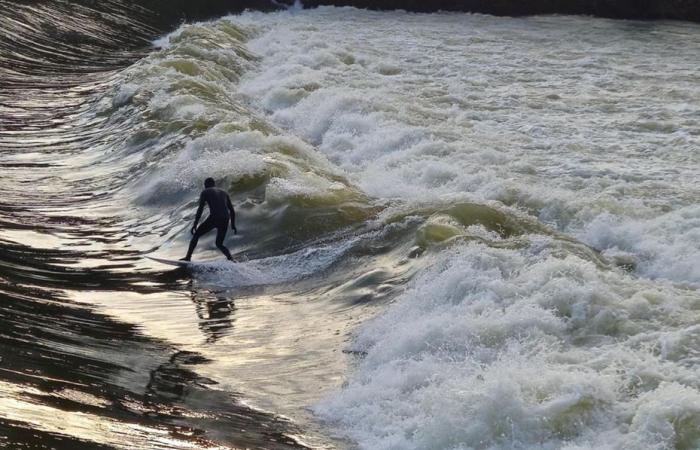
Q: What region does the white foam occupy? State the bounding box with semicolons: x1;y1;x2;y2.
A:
580;205;700;287
113;19;358;209
236;8;700;285
151;28;184;49
191;233;362;288
118;10;700;449
315;242;700;449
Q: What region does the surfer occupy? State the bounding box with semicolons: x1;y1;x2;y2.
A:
181;177;237;261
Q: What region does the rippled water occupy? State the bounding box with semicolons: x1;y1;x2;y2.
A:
2;3;699;450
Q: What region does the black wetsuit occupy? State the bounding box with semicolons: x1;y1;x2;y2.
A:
184;187;235;260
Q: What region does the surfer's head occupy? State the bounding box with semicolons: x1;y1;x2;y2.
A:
204;177;215;188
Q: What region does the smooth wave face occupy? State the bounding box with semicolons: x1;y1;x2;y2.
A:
0;2;316;449
3;3;699;450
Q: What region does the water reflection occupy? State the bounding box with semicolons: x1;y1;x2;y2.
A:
190;288;236;344
146;351;215;402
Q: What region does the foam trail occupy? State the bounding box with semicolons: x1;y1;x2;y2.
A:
191;235;361;287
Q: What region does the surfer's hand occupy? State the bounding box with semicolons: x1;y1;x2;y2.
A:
232;225;237;234
190;225;197;235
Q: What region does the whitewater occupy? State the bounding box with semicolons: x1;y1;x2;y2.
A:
113;7;700;449
120;7;700;449
3;3;698;450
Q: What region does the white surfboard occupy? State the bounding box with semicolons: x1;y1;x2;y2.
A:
146;256;196;268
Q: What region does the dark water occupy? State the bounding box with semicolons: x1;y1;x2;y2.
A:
0;2;309;448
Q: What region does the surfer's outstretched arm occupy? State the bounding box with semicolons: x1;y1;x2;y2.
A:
191;193;205;234
227;195;237;234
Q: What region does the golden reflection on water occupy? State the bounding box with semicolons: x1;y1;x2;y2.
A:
66;283;372;416
0;381;225;450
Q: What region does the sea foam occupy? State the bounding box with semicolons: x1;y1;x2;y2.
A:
111;8;699;448
314;242;700;449
230;9;700;449
237;8;700;286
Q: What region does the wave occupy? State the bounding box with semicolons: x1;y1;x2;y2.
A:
233;8;700;285
315;241;700;449
3;3;699;449
209;8;697;449
0;2;312;449
579;205;700;288
97;11;699;449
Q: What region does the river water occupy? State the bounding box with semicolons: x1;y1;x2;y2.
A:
1;4;699;449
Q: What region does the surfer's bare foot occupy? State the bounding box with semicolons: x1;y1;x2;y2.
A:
179;257;191;262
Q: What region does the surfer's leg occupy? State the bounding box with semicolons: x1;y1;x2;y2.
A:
214;223;232;260
183;218;216;260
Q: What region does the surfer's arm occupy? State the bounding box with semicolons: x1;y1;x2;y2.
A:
227;195;237;234
191;193;205;234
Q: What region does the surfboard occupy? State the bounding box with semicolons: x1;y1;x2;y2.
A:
146;256;195;267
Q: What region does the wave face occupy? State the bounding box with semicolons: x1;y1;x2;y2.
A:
0;1;311;449
3;2;699;450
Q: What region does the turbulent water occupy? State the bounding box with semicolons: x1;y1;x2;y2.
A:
2;3;699;450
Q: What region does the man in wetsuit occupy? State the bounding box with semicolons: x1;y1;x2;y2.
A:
181;177;237;261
